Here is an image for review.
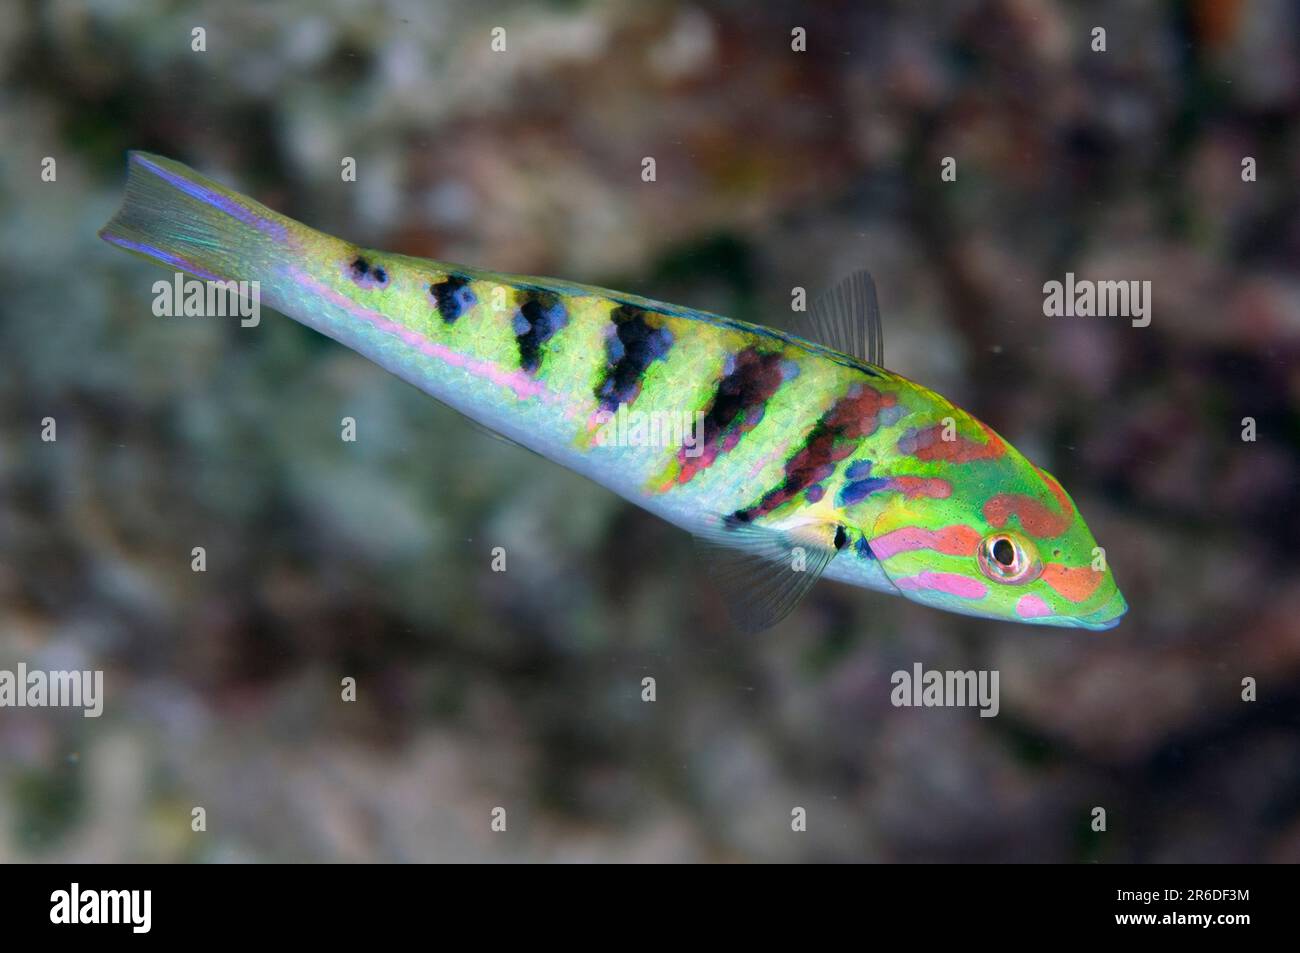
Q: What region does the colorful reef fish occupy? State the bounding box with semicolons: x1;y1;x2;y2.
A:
100;152;1127;633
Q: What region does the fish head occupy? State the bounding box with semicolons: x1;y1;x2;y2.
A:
854;408;1126;630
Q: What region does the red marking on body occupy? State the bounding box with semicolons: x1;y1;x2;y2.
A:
897;420;1006;463
676;348;786;486
889;477;953;499
738;385;896;520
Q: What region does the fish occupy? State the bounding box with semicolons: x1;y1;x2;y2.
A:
99;152;1128;633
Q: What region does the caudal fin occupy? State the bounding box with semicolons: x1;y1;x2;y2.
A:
98;152;298;284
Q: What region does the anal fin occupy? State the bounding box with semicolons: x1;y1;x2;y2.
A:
464;417;542;458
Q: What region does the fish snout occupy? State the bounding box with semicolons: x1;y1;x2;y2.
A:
1072;587;1128;630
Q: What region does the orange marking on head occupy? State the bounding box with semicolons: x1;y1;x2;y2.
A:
934;524;983;556
984;469;1075;539
870;524;982;560
1041;563;1104;603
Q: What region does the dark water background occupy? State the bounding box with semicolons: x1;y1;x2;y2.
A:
1;1;1297;861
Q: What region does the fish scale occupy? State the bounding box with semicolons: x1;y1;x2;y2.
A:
100;151;1128;633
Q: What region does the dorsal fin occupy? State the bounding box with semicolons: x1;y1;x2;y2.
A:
692;518;844;634
796;270;885;367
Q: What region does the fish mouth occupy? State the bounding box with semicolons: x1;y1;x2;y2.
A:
1069;589;1129;631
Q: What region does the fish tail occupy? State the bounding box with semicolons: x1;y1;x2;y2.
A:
98;151;301;285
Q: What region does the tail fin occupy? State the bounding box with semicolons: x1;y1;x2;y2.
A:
98;152;298;284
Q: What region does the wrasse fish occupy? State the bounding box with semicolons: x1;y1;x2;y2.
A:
99;152;1127;632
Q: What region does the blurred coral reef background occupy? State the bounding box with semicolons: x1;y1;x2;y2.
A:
1;0;1298;862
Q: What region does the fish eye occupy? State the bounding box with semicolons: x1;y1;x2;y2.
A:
978;533;1041;584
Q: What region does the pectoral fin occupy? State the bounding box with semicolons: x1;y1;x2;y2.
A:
692;518;845;634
